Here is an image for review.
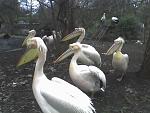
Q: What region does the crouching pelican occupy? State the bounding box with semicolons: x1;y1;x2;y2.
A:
62;27;101;67
105;37;129;81
17;37;96;113
54;42;106;97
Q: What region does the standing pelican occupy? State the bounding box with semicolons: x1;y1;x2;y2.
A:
42;30;56;51
22;29;36;46
101;13;106;23
62;28;101;67
17;37;96;113
105;37;129;81
54;42;106;96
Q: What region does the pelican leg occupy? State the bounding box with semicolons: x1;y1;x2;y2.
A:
116;73;124;82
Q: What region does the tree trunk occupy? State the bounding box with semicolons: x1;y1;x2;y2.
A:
49;0;56;29
29;0;33;29
139;20;150;77
57;0;75;37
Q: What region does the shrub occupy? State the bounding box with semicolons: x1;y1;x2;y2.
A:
118;15;139;40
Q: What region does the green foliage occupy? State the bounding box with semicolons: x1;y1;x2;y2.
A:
118;15;139;40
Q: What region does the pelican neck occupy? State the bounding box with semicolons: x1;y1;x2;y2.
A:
118;42;124;51
70;50;80;67
34;52;46;77
77;31;85;43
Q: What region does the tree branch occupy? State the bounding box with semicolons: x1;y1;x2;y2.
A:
37;0;51;8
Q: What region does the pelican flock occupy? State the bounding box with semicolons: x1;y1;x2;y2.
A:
62;27;102;67
54;42;106;96
17;37;96;113
105;37;129;81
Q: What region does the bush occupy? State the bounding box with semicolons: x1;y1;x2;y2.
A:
118;15;139;40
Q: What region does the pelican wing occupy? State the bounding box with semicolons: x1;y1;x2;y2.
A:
89;66;106;90
112;53;129;72
77;65;106;91
123;54;129;71
77;65;101;85
51;77;92;100
124;54;129;64
41;77;95;113
81;44;101;67
78;52;94;65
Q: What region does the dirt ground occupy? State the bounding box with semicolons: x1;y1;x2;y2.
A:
1;40;150;113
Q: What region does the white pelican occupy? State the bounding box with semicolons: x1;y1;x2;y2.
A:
42;30;56;50
112;17;119;24
17;37;96;113
135;40;143;45
22;29;36;46
101;13;106;22
54;42;106;97
62;27;101;67
105;37;129;81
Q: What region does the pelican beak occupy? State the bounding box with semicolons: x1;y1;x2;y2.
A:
61;30;82;41
105;42;120;55
17;48;38;67
54;48;73;63
17;39;38;67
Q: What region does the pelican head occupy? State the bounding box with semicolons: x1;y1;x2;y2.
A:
22;29;36;46
62;28;85;42
29;30;36;37
17;37;47;67
42;35;47;40
52;30;57;40
69;42;82;52
27;37;47;52
106;37;125;55
52;30;56;34
54;42;81;63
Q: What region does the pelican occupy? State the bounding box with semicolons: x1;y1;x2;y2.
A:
17;37;96;113
105;37;129;81
54;42;106;97
62;27;101;67
42;30;56;51
22;29;36;46
112;17;119;24
101;13;106;22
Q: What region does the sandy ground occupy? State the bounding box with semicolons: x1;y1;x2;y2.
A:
1;40;150;113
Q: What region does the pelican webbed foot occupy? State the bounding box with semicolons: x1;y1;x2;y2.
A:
116;73;124;82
